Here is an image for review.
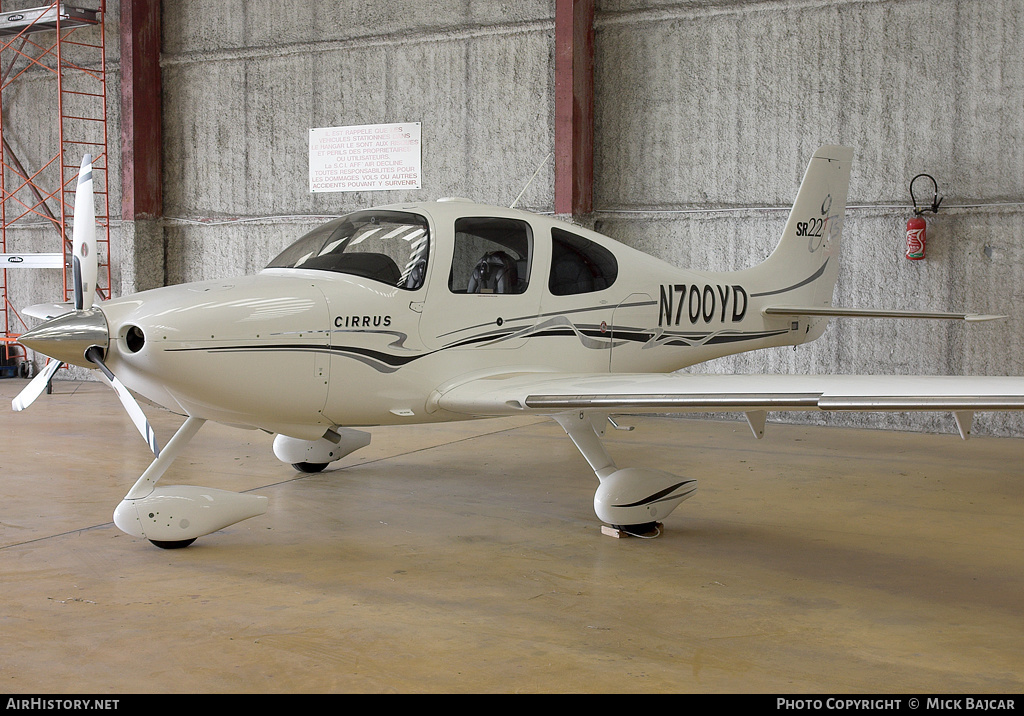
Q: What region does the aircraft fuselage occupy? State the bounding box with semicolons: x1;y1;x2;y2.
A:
97;200;814;438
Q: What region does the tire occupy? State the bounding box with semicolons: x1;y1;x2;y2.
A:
149;538;197;549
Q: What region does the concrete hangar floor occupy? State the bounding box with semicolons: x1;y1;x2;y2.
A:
1;378;1021;694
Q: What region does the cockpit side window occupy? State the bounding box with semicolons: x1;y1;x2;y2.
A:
548;228;618;296
266;210;429;290
448;217;532;295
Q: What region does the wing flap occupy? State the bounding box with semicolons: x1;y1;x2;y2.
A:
764;306;1007;322
434;372;1024;417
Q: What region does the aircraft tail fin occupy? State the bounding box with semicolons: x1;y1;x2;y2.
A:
750;145;853;341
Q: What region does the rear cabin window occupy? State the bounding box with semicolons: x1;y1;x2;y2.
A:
449;217;532;295
548;228;617;295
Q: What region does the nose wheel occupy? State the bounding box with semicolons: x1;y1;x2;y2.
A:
292;462;328;473
149;538;197;550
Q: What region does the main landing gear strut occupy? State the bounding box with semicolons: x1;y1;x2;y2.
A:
553;411;697;536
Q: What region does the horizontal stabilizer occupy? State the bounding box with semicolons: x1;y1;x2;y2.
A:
763;306;1006;322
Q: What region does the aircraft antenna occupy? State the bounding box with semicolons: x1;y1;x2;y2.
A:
510;152;553;209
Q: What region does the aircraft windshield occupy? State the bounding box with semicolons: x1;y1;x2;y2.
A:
266;211;429;290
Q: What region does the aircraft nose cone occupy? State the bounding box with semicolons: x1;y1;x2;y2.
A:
19;307;109;368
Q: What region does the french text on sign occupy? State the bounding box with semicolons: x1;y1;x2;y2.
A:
309;122;422;193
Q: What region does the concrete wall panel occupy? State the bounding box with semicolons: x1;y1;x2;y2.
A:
162;13;554;217
584;0;1024;437
595;0;1024;210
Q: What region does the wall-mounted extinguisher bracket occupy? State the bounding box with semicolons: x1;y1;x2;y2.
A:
906;173;943;260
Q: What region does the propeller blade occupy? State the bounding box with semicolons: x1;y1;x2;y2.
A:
85;347;160;457
72;154;97;311
12;359;63;412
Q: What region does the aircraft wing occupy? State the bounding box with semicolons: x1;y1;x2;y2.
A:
21;302;76;320
432;371;1024;438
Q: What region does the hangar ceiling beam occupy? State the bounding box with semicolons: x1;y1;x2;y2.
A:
554;0;594;218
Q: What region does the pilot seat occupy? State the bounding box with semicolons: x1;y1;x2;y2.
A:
467;251;519;294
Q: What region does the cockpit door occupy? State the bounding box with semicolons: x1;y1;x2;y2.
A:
418;215;543;352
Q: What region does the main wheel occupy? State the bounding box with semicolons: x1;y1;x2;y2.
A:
293;462;328;473
613;522;662;538
149;538;197;549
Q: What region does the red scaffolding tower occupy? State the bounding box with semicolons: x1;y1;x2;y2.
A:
0;1;110;373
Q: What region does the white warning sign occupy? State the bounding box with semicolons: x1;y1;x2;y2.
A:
309;122;421;193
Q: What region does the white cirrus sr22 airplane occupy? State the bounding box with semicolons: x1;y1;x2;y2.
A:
13;146;1024;548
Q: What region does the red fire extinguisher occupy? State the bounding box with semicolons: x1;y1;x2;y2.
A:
907;173;941;260
906;214;926;260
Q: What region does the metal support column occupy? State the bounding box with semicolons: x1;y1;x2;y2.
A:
554;0;594;218
120;0;161;221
